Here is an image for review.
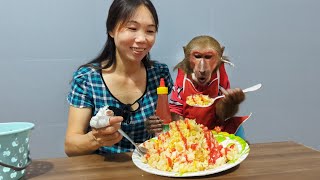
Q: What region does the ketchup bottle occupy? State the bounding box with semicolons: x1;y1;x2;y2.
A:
156;78;172;133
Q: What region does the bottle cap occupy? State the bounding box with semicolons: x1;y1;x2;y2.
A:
157;78;168;94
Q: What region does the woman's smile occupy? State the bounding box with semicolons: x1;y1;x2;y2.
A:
131;47;146;52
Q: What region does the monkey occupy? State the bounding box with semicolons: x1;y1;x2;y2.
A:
169;35;250;137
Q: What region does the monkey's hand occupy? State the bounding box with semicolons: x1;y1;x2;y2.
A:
215;88;245;122
145;115;163;135
171;112;183;121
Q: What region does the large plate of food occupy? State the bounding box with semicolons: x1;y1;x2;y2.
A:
132;119;250;177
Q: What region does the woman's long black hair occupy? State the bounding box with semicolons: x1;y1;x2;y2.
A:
81;0;159;70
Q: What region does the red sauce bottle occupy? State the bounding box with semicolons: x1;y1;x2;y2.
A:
156;78;172;133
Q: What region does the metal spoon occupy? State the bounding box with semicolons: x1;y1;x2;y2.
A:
118;129;148;156
192;83;262;107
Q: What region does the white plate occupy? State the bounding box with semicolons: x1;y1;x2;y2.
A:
132;134;250;177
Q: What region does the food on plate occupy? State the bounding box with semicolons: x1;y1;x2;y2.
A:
186;94;213;107
141;119;240;174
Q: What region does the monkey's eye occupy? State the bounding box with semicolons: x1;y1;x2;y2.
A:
204;55;213;59
194;54;202;59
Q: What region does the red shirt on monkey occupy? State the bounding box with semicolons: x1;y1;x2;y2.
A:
169;35;250;138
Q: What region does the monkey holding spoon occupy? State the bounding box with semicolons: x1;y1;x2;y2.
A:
169;35;251;138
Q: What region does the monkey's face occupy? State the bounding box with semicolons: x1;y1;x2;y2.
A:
189;49;221;85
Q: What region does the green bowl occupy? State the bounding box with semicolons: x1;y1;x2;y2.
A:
0;122;34;180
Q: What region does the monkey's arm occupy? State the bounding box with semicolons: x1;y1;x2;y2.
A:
215;88;245;121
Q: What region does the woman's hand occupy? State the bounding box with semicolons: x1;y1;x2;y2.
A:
65;106;124;156
145;115;163;134
90;115;123;147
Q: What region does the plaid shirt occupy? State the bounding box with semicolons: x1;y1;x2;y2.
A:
67;61;173;154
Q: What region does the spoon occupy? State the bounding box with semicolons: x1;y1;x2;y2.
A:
191;83;262;107
241;83;262;93
118;129;148;156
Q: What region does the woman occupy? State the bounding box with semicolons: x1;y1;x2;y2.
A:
65;0;173;156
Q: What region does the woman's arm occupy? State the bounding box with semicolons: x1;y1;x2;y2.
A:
64;106;123;156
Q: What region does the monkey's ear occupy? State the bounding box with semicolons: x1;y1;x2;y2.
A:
221;46;225;56
183;46;187;54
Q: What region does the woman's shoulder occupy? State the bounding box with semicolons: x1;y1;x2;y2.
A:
148;61;173;91
150;61;170;71
72;64;100;82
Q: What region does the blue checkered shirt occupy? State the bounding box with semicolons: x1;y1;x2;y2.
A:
67;61;173;154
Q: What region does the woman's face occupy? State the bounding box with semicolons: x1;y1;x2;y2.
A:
110;5;157;64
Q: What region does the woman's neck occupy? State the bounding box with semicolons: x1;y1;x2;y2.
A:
116;60;144;76
102;59;144;76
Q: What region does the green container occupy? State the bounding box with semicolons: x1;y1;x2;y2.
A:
0;122;34;180
162;124;170;133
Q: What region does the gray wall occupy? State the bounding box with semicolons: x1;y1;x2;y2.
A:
0;0;319;159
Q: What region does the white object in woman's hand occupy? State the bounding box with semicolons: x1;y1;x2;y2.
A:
90;106;114;128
